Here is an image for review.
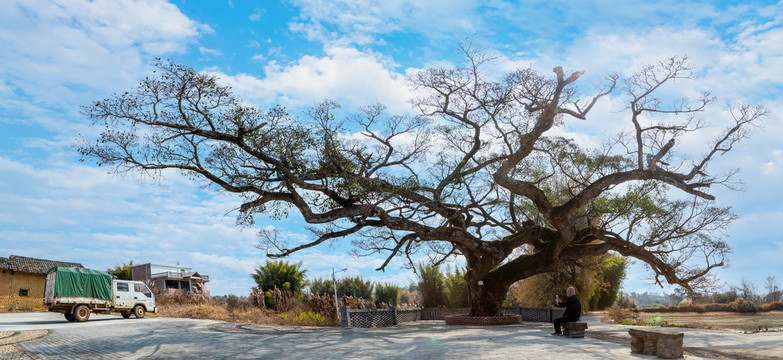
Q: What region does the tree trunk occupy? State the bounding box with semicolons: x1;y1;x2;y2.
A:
466;279;509;316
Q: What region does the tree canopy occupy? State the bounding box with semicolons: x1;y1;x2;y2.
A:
79;49;765;316
107;260;134;280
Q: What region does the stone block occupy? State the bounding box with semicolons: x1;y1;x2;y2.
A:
563;322;587;338
628;329;683;359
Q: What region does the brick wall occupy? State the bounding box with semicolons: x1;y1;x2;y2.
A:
0;270;46;310
131;265;151;282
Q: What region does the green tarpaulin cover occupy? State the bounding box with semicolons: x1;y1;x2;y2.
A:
48;267;112;300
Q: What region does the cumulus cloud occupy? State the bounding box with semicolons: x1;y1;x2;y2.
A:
0;0;207;119
761;150;782;176
288;0;481;46
207;47;413;112
249;8;265;21
199;46;223;57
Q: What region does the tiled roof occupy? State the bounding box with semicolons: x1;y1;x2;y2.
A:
0;255;84;274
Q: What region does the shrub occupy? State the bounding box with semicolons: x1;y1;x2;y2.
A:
605;306;640;324
615;292;638;309
374;283;401;307
295;311;326;324
309;278;334;296
760;301;783;311
417;263;446;307
704;303;733;312
310;276;374;299
592;254;628;310
399;288;421;308
730;298;758;313
337;276;373;299
444;268;469;308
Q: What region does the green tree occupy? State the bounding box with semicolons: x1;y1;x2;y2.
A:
417;263;447;308
374;283;401;307
337;276;373;299
251;260;308;293
591;254;628;310
80;54;763;316
308;277;334;295
506;257;603;311
309;276;373;299
444;267;469;308
506;254;627;311
107;260;133;280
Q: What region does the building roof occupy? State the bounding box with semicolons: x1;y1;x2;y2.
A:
0;255;84;274
131;263;192;271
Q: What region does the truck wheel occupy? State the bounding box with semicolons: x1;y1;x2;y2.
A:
74;305;90;322
133;305;146;319
64;313;76;322
121;312;132;319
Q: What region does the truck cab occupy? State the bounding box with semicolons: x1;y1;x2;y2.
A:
113;280;156;319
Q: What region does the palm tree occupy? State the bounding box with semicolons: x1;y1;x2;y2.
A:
252;260;308;293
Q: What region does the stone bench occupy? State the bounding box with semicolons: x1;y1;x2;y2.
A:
563;322;587;338
629;328;683;359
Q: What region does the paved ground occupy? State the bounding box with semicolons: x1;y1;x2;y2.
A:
0;312;779;359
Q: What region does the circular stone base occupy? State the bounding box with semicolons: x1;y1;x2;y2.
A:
444;314;522;326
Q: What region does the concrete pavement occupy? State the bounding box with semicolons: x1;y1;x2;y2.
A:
580;313;783;359
0;312;777;359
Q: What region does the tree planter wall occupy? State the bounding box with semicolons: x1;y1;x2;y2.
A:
341;306;566;328
445;314;522;325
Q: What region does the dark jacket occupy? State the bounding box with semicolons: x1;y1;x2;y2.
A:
557;295;582;321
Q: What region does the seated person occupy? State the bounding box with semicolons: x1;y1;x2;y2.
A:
552;286;581;335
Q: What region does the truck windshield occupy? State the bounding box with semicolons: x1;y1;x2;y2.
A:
134;284;152;297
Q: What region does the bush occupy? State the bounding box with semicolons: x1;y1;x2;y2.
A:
374;283;401;307
337;276;373;299
730;298;758;313
605;306;640;324
310;276;374;299
444;268;468;308
309;278;334;296
294;311;326;324
399;288;421;308
417;263;446;307
760;301;783;311
592;255;628;310
615;292;638;309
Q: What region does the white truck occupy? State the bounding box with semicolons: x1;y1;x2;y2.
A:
44;267;157;322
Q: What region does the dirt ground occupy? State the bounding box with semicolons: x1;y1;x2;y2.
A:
636;311;783;332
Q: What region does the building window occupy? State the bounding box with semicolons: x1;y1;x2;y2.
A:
18;289;29;297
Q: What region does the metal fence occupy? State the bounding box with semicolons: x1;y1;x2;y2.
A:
341;306;565;328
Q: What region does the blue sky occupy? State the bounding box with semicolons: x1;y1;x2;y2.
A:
1;0;782;296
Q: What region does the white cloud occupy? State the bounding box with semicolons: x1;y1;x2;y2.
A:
249;8;264;21
189;252;258;274
207;47;413;112
288;0;481;46
199;46;223;57
0;0;207;114
761;149;782;177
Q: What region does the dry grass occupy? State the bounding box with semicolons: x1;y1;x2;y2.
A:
151;295;338;327
639;301;783;314
634;311;783;332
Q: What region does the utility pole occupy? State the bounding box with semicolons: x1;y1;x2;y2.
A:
332;267;347;324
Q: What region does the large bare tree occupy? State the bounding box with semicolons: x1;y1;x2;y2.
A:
79;51;764;316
